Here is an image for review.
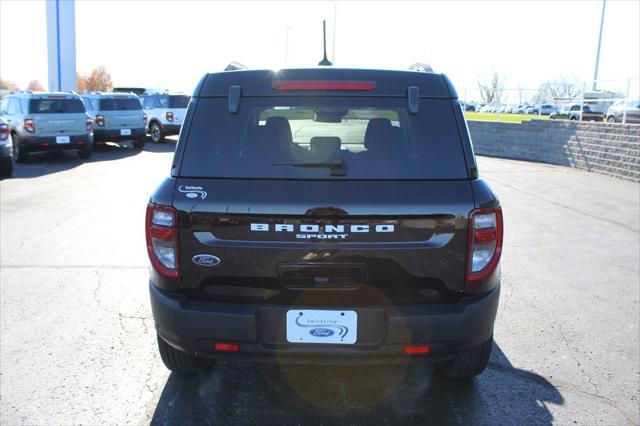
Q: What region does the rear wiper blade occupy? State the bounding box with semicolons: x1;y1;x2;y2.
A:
272;160;348;176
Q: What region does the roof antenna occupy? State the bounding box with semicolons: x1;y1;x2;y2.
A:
318;20;332;66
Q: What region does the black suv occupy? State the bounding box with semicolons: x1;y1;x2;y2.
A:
146;68;503;378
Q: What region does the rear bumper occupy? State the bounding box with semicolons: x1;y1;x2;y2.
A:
93;127;146;142
150;282;500;364
157;123;181;134
20;134;92;151
0;144;11;158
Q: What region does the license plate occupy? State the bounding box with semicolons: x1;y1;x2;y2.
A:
56;136;70;144
286;309;357;344
120;129;132;136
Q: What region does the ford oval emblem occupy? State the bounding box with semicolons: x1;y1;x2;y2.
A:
192;254;221;267
309;328;335;337
185;193;198;199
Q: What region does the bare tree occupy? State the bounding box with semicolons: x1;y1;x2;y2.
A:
84;66;113;92
0;79;18;91
536;75;581;101
26;80;45;91
477;72;505;104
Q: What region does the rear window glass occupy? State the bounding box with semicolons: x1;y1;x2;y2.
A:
168;96;189;108
29;98;85;114
142;95;190;109
99;98;142;111
179;97;468;180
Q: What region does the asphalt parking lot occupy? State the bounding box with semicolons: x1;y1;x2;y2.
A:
1;138;639;425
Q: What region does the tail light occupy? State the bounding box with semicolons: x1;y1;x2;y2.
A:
0;123;8;141
404;345;430;355
166;112;174;122
214;343;239;352
466;207;503;283
143;113;148;126
95;115;105;127
86;118;93;132
146;204;180;280
273;81;377;91
24;119;36;133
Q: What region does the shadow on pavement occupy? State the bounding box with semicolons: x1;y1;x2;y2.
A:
6;142;140;179
150;343;563;425
143;137;178;154
5;138;177;180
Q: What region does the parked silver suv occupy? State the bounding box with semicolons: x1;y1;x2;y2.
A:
0;117;12;177
139;92;190;143
0;92;93;162
81;92;146;149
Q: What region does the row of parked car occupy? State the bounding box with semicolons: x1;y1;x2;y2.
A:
0;90;190;177
467;99;640;123
475;103;555;115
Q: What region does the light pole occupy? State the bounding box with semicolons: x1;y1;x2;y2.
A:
592;0;606;91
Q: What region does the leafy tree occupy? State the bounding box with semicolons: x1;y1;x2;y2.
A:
77;72;88;93
0;79;18;91
26;80;45;91
85;66;113;92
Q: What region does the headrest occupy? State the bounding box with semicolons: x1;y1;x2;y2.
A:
368;123;400;154
310;137;341;161
364;118;392;149
265;116;292;146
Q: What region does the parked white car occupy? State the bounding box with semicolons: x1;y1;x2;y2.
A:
139;92;190;143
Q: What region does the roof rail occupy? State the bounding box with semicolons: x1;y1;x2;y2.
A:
408;63;434;73
225;61;248;71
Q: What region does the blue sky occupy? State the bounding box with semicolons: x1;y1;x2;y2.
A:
1;0;638;101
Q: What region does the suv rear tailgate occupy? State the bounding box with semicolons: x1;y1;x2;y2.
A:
174;179;474;305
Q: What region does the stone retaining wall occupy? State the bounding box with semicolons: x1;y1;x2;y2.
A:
467;120;639;182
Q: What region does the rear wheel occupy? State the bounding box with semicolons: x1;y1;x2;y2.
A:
436;336;493;379
0;156;13;178
12;135;28;163
150;122;164;143
607;116;616;123
132;137;145;150
157;335;212;374
78;143;93;159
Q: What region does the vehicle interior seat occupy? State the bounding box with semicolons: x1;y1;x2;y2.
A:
309;136;342;161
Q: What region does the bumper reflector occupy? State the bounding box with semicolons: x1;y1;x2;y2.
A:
404;345;430;355
214;343;239;352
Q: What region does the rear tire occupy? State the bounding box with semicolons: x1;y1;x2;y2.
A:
12;135;28;163
607;116;616;123
132;138;145;150
157;335;211;374
437;336;493;379
0;156;13;177
150;122;164;143
78;143;93;159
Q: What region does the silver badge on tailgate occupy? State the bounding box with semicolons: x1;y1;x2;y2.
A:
192;254;220;267
178;185;207;199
